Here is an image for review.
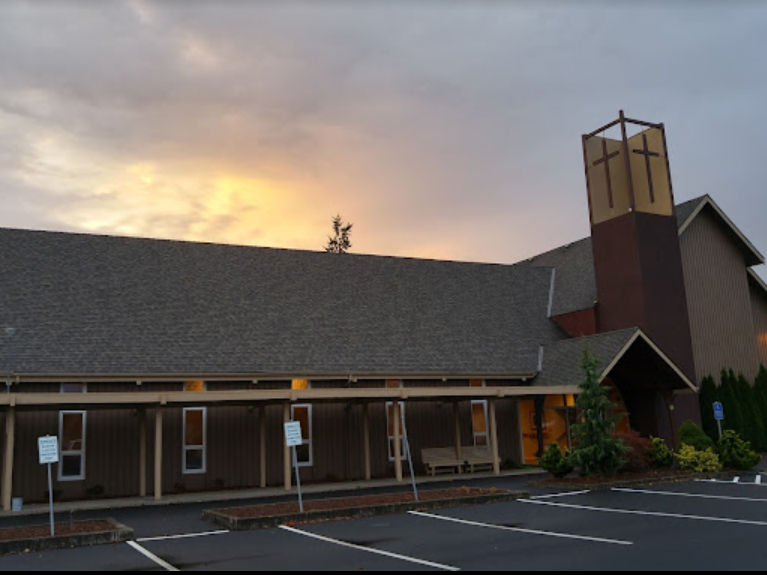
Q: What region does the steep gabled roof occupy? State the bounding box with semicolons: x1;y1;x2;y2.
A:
0;227;563;377
522;195;764;316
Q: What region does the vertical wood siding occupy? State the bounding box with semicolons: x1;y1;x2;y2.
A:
680;208;761;381
750;282;767;368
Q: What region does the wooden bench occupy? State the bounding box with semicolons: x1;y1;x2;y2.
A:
422;446;495;476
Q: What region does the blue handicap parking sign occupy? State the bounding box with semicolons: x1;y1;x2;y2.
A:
713;402;725;421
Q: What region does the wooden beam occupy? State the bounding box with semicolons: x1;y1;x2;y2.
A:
363;404;371;481
283;404;291;492
154;408;163;501
139;409;147;498
2;407;16;512
393;402;403;483
453;402;463;467
260;406;267;489
489;400;500;476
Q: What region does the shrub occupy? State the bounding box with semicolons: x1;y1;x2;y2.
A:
716;430;762;471
678;420;715;452
615;430;651;473
539;444;574;478
675;445;722;473
647;437;675;469
698;375;720;443
570;348;628;477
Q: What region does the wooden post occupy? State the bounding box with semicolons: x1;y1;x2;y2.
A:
489;400;500;476
453;402;463;467
283;403;291;491
139;409;147;498
2;407;15;512
260;406;267;489
393;402;403;483
154;407;163;501
363;403;371;481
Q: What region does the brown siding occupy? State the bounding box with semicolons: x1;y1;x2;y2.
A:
750;282;767;368
680;207;761;381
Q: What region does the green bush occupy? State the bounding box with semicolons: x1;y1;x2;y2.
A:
716;430;762;471
539;444;574;478
678;420;715;452
698;376;720;443
647;437;675;469
675;445;722;473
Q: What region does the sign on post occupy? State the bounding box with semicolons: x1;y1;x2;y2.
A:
713;402;725;439
37;436;58;537
284;422;304;513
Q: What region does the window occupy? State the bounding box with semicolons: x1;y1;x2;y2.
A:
469;380;489;447
291;404;313;467
183;381;206;474
59;411;86;481
183;408;206;474
59;383;87;481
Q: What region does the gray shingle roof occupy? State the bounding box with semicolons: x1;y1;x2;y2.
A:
0;228;564;376
533;328;640;387
520;197;709;317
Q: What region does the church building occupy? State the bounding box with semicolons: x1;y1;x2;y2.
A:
1;112;765;509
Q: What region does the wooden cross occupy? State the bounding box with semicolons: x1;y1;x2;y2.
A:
632;133;661;204
592;139;620;209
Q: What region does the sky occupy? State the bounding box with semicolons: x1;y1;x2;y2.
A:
1;0;766;274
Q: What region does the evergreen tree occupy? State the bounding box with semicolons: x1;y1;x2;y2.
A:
699;375;719;442
720;370;745;438
325;215;353;254
570;348;628;476
754;366;767;450
737;373;765;450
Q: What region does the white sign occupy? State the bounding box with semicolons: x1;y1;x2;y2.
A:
38;436;59;465
284;422;303;448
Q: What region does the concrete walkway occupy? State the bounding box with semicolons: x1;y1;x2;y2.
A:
1;468;545;519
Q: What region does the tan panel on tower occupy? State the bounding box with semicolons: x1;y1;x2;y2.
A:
585;136;632;225
628;127;673;216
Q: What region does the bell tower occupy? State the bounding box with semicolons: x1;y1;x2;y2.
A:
582;111;696;384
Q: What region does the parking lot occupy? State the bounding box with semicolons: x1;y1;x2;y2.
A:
2;474;767;571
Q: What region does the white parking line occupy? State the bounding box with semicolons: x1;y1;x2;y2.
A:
613;488;767;504
408;511;632;546
137;530;230;543
521;499;767;527
695;478;766;487
279;525;461;572
126;541;180;572
530;490;591;500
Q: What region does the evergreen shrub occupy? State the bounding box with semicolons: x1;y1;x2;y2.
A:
539;444;574;478
716;430;762;471
678;420;715;452
647;437;675;469
675;445;722;473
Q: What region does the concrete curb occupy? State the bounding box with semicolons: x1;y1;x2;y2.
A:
529;471;739;492
203;491;529;531
0;518;133;556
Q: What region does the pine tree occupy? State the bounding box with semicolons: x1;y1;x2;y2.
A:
720;369;745;438
754;366;767;450
325;215;353;254
570;348;628;477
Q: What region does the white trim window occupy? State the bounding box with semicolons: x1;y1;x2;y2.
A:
183;407;207;475
58;411;87;481
58;383;87;482
385;402;406;462
291;404;313;468
471;401;489;447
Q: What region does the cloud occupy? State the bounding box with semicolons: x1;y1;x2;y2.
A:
0;0;766;268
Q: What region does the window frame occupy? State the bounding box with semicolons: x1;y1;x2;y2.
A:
182;407;207;475
58;410;87;482
471;400;490;447
290;403;314;468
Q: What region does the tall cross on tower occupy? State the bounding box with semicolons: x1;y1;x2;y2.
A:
632;133;661;204
592;139;620;209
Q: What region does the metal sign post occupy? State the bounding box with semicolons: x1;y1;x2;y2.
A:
713;402;725;439
284;422;304;513
38;436;59;537
400;410;419;503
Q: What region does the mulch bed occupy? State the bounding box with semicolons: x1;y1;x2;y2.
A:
219;487;501;519
538;469;694;487
0;520;115;542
